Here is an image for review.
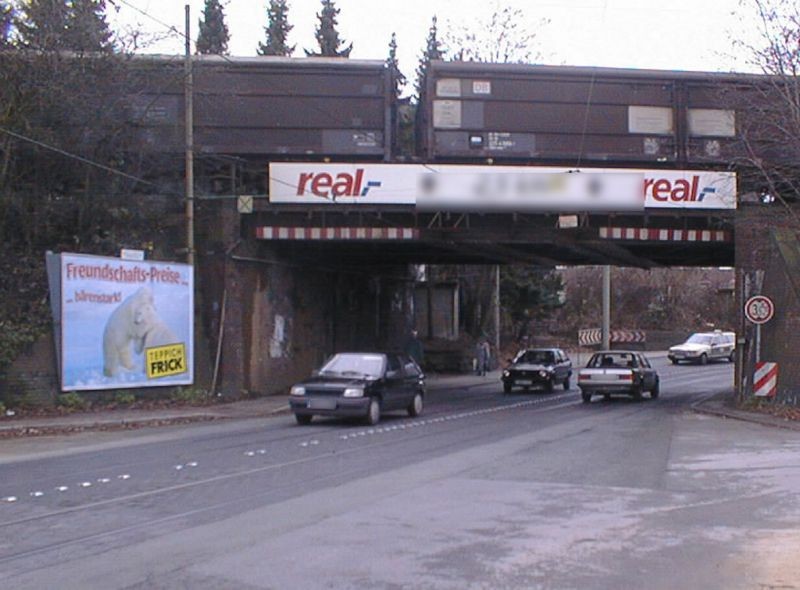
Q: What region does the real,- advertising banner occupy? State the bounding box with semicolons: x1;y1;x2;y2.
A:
57;253;194;391
268;163;737;210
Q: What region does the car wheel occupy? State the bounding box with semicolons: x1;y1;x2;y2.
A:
295;414;312;425
407;393;423;417
581;392;592;404
651;380;660;399
563;375;571;391
670;358;678;365
728;351;735;362
699;353;708;365
545;379;554;393
603;394;611;401
365;398;381;426
631;386;643;401
503;382;512;394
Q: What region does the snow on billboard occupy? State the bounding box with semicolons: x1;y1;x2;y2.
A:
59;253;194;391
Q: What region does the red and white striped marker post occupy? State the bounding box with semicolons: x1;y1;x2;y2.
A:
754;362;778;398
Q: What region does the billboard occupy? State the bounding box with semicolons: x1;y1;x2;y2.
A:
55;253;194;391
268;163;737;210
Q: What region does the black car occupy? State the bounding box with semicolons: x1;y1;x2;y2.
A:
289;352;425;426
501;348;572;394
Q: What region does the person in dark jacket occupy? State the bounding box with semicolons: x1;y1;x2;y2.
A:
404;329;424;368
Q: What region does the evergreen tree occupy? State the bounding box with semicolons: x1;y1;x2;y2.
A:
196;0;229;55
17;0;71;51
16;0;113;52
66;0;113;53
386;32;406;99
305;0;351;58
415;15;444;97
0;1;13;48
257;0;294;57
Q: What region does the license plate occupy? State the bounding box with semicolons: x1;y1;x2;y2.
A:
516;379;532;385
308;398;336;410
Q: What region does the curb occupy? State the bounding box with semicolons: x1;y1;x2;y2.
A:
0;402;295;439
690;391;800;432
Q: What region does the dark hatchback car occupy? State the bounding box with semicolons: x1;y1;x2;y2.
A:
289;352;425;426
501;348;572;393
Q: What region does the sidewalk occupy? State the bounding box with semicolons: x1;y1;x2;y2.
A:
691;391;800;432
0;372;501;438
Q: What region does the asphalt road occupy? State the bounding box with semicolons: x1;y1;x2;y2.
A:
1;357;799;589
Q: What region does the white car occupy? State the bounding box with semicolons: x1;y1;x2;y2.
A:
668;331;735;365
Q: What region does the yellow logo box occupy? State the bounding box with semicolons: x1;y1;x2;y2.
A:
145;343;187;379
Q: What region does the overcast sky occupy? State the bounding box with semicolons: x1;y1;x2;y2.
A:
110;0;758;92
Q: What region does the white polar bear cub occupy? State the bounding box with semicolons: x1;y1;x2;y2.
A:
134;301;179;349
103;286;155;377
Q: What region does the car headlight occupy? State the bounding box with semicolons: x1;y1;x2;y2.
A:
290;385;306;396
539;369;550;378
502;370;510;377
343;387;364;398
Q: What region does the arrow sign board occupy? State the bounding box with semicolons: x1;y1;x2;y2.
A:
745;295;774;324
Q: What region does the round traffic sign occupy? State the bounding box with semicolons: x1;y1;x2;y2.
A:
744;295;774;324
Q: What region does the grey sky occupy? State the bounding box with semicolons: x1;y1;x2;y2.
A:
111;0;756;91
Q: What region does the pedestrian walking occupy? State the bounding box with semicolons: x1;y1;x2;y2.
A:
475;338;490;376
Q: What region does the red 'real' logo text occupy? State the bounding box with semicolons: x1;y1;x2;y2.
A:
645;176;716;202
296;169;382;199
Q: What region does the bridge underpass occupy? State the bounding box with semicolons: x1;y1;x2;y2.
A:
207;194;739;398
244;207;735;268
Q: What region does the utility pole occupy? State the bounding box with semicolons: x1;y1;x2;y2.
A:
184;4;195;266
602;265;611;349
494;265;501;355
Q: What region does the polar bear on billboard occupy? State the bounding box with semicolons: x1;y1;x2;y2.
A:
102;286;177;377
134;301;178;349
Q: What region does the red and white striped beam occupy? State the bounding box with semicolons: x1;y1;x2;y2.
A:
754;362;778;398
598;227;731;242
255;226;419;240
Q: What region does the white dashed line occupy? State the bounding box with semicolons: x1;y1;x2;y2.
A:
97;478;111;484
187;461;199;467
3;496;17;503
80;481;92;488
56;486;69;492
118;474;131;480
30;491;44;498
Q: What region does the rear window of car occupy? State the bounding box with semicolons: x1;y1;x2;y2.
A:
589;353;637;368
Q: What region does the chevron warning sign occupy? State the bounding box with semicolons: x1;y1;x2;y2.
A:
754;362;778;398
578;329;646;346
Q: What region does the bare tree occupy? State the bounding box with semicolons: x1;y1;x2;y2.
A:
732;0;800;215
443;5;547;64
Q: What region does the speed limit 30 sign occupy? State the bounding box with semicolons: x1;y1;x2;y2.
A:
745;295;774;324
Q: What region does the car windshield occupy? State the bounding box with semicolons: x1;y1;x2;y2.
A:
516;350;555;365
686;334;714;345
588;353;636;368
319;353;385;378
